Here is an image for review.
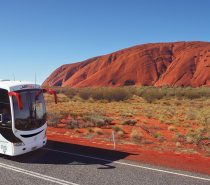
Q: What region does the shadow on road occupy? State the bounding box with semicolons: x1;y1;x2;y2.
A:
1;140;134;169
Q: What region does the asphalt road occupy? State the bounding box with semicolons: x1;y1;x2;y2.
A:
0;140;209;185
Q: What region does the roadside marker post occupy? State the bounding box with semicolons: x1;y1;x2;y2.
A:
112;131;116;150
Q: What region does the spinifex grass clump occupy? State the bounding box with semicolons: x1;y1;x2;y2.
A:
112;125;122;132
117;130;125;137
168;126;177;131
173;132;183;140
130;130;143;140
122;119;137;126
153;132;163;140
94;128;102;135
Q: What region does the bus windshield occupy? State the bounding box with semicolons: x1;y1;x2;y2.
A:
12;89;46;131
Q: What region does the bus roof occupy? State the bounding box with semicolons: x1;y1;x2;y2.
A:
0;80;41;91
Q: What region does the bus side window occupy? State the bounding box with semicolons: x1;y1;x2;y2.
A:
2;109;11;122
0;89;11;125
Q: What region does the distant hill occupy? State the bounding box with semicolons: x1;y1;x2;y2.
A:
43;41;210;87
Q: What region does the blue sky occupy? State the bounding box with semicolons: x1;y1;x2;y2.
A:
0;0;209;84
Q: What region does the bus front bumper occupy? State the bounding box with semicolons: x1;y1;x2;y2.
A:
12;137;47;156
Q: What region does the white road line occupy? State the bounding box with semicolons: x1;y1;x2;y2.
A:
0;162;78;185
43;148;210;182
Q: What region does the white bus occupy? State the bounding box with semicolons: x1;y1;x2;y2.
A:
0;80;57;156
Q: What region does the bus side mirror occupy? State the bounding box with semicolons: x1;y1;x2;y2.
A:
0;114;2;123
42;89;57;104
8;92;23;110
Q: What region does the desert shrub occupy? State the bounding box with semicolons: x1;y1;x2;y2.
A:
192;120;200;125
82;116;92;122
186;128;194;136
174;101;181;106
65;120;80;129
91;89;104;100
186;136;194;143
78;89;92;100
74;128;80;133
117;130;125;137
112;125;122;132
182;123;191;127
87;127;93;132
91;117;105;127
153;132;163;140
63;88;77;99
137;89;147;97
142;119;147;124
84;130;90;135
142;90;165;103
158;117;165;123
166;90;176;97
168;126;177;131
94;128;102;135
184;91;201;100
47;110;61;127
185;113;196;120
165;120;173;125
122;119;137;126
59;110;69;119
173;132;183;140
145;113;152;119
176;142;181;148
130;130;143;139
103;117;114;123
69;112;79;118
103;88;132;102
163;101;171;106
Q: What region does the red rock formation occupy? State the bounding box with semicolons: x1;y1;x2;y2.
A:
42;41;210;87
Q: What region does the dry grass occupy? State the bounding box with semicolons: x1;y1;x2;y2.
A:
130;130;143;139
44;86;210;153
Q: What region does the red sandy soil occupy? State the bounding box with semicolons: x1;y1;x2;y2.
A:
46;121;210;175
43;41;210;88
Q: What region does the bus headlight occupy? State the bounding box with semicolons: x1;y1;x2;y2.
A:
13;142;25;146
